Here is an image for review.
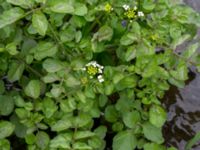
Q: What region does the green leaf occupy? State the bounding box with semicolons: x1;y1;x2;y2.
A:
60;97;76;113
93;25;113;42
50;133;72;149
0;95;14;116
48;0;74;14
0;80;5;94
43;58;64;73
36;131;50;149
0;139;10;150
74;131;95;140
143;143;166;150
94;126;107;139
42;98;57;118
73;142;92;150
170;64;188;81
32;11;48;36
6;0;34;9
31;42;58;61
0;121;15;139
112;130;137;150
0;7;24;29
143;122;164;144
6;42;19;55
116;76;138;91
142;0;156;11
73;113;92;127
7;61;25;82
122;111;141;128
149;105;167;128
182;43;199;59
25;80;41;99
105;105;118;122
120;33;138;46
74;3;88;16
185;132;200;150
25;133;36;145
51;117;72;132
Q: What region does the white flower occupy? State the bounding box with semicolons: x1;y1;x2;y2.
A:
134;6;137;10
98;68;103;74
98;75;104;83
123;4;130;10
81;67;86;71
138;11;144;17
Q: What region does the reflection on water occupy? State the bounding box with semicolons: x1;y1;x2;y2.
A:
163;71;200;150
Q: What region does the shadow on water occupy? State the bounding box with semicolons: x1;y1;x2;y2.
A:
162;70;200;150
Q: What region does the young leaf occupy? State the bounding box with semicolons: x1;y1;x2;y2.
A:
32;11;48;36
0;8;24;29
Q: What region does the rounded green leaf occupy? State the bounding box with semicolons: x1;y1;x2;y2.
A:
0;121;15;139
143;122;164;144
0;139;10;150
149;105;167;128
43;58;63;73
36;131;50;149
0;95;14;116
105;105;118;123
122;111;141;128
42;98;58;118
25;80;41;99
112;130;137;150
74;3;88;16
32;11;48;36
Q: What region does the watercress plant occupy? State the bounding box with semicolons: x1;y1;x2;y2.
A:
0;0;200;150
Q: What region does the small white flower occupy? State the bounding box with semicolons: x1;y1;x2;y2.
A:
81;67;86;71
134;6;137;10
98;68;103;74
138;11;144;17
98;75;104;83
123;4;130;10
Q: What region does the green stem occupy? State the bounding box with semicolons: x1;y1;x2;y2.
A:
16;57;43;78
48;23;70;61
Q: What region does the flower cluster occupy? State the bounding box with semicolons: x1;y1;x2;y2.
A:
82;61;104;83
104;3;113;13
123;4;144;20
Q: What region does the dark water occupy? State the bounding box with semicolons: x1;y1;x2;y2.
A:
162;1;200;150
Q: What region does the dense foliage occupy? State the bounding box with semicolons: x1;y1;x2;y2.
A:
0;0;200;149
